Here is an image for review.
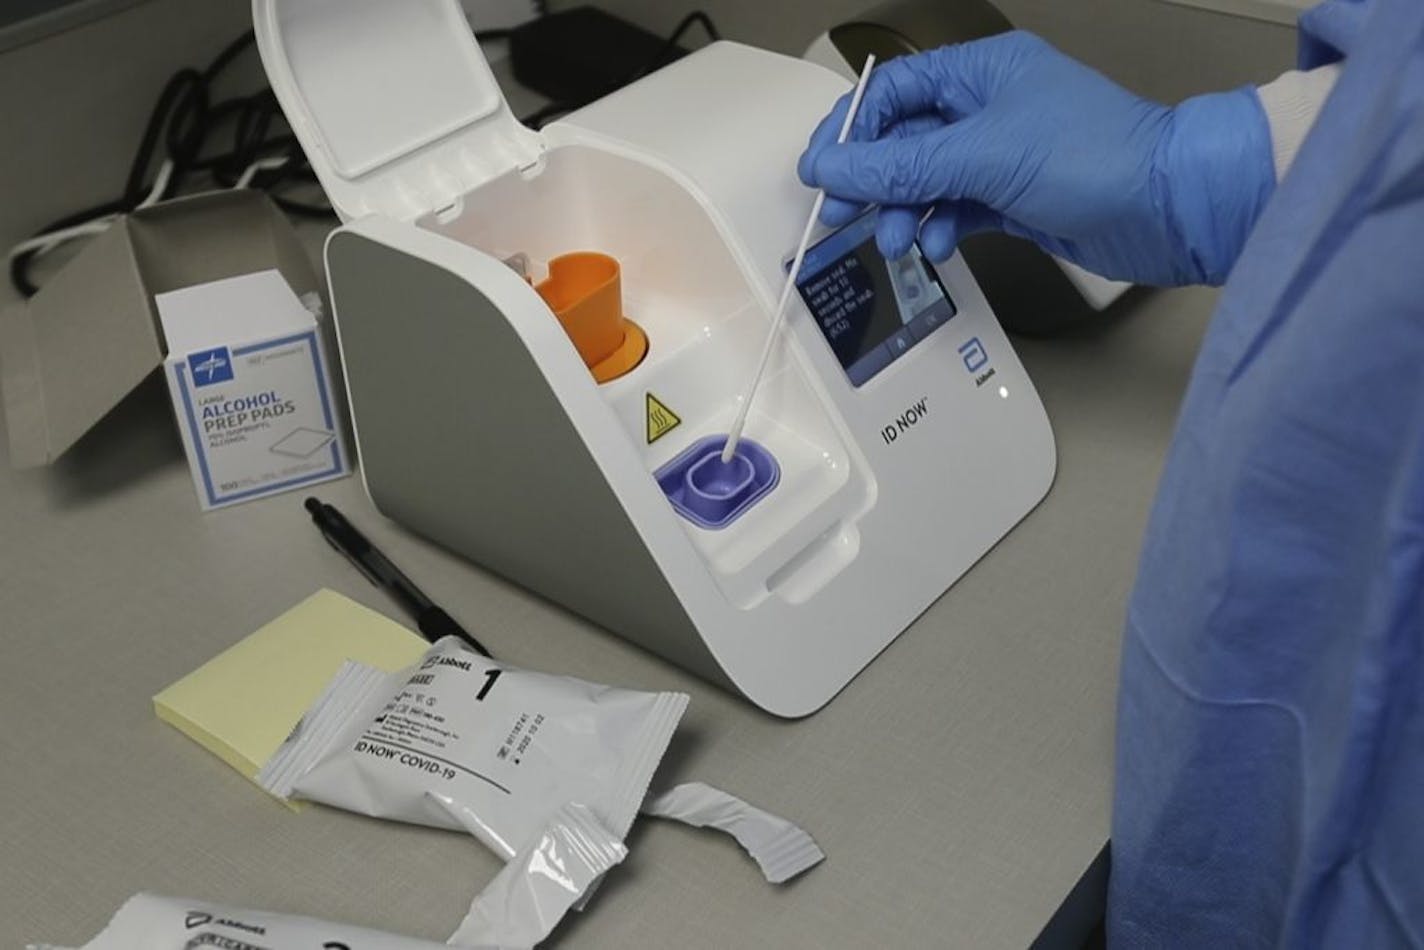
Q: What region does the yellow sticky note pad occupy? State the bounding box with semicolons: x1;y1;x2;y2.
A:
154;589;427;798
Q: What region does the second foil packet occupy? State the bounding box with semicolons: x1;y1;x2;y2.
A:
259;637;688;860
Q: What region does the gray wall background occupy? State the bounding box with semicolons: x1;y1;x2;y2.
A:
0;0;1296;260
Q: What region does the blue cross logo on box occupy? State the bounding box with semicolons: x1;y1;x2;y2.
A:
188;347;234;387
957;337;989;373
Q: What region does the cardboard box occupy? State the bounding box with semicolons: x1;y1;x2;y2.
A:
0;191;350;501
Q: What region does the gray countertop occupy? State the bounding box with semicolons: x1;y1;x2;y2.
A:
1;246;1216;945
0;0;1298;941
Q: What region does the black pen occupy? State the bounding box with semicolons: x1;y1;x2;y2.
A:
304;497;492;657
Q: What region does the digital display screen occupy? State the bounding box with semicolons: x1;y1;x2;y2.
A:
792;212;957;387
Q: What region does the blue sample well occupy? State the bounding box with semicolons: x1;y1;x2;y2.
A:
657;435;780;529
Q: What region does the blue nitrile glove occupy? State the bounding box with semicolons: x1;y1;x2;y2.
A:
797;32;1276;286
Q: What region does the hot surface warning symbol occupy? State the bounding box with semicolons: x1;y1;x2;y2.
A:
646;392;682;444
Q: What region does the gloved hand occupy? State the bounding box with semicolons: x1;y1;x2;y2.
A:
798;32;1276;286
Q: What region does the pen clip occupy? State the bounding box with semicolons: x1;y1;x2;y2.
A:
308;498;382;586
319;527;383;586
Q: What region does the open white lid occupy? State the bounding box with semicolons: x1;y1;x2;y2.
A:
253;0;543;222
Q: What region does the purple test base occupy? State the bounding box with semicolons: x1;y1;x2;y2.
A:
656;435;780;529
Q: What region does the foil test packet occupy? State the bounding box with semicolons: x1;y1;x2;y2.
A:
259;637;689;859
31;800;626;950
31;892;456;950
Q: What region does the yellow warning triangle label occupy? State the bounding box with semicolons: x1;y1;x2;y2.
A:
646;392;682;444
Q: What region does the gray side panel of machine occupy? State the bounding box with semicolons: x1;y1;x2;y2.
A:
327;232;729;688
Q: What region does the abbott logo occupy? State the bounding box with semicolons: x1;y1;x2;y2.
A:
957;337;988;373
958;337;999;387
188;347;234;387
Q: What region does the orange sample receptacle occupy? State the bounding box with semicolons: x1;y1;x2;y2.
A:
535;252;648;383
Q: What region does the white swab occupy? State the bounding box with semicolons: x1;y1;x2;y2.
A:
721;54;877;464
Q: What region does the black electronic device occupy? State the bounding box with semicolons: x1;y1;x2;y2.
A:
509;7;688;107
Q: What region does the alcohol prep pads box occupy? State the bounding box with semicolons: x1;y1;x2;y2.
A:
157;270;350;509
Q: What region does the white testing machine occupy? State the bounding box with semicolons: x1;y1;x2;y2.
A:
254;0;1056;716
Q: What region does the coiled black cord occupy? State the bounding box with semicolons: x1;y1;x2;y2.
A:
10;30;332;299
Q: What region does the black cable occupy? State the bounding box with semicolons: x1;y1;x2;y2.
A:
122;68;203;206
8;197;131;297
634;10;720;81
680;11;720;40
204;28;258;80
9;251;39;299
12;29;333;299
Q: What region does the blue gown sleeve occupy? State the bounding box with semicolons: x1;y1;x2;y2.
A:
1108;0;1424;945
1299;0;1373;67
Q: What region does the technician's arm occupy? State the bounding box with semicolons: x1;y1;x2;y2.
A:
798;33;1335;288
